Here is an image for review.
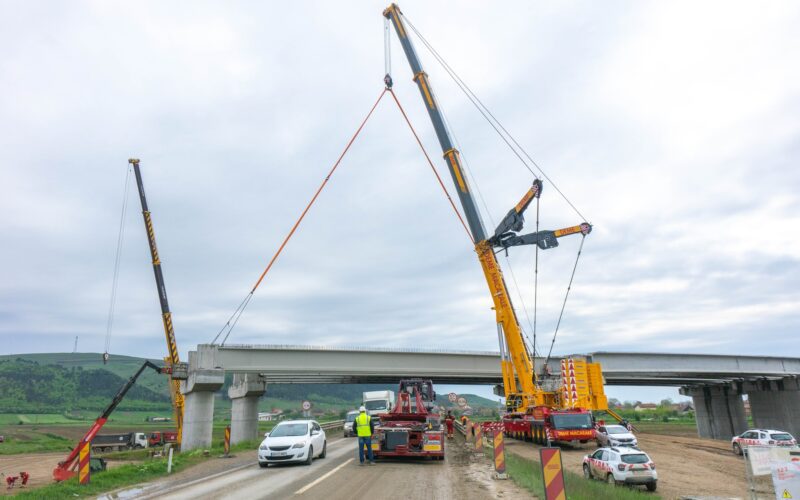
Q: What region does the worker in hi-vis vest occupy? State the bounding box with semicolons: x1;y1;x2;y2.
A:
353;406;376;465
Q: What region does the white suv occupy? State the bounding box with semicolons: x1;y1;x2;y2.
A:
583;447;657;492
732;429;797;455
596;424;638;448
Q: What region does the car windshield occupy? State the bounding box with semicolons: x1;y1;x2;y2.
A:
270;424;309;437
606;425;628;435
621;454;650;464
551;414;593;430
365;401;386;410
346;413;358;422
771;433;793;441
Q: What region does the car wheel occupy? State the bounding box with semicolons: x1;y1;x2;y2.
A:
583;464;593;479
646;481;657;492
320;441;327;459
305;446;313;466
259;462;269;468
606;474;616;486
733;442;742;456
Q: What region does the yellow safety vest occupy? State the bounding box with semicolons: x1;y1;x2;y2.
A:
355;412;372;437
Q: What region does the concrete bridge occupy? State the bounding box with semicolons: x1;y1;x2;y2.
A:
179;344;800;450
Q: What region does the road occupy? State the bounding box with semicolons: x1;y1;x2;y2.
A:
128;435;528;500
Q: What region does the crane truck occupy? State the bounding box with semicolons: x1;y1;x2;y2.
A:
383;4;615;443
53;361;171;481
371;379;445;460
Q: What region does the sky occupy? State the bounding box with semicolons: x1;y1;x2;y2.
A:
2;1;799;403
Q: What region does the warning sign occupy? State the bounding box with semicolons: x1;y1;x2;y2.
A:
540;447;566;500
772;462;800;500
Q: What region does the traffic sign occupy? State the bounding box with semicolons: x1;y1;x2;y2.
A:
448;392;458;403
457;396;467;408
301;400;312;411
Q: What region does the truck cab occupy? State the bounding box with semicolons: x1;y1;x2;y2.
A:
362;390;395;417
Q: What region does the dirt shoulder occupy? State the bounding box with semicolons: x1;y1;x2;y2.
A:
503;432;748;499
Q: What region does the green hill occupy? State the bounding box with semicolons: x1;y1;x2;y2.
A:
0;352;500;414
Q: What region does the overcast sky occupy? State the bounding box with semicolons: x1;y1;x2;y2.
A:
2;1;799;403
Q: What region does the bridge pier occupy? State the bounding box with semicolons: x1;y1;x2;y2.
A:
181;350;225;451
681;385;746;440
744;376;800;438
228;373;267;445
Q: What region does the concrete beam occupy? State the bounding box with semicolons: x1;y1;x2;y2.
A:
681;385;747;440
228;373;267;445
744;377;800;438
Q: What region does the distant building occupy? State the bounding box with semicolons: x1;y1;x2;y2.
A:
634;403;658;412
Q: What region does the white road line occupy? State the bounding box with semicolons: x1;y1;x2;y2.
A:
293;458;354;495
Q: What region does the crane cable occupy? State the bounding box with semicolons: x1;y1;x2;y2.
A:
212;88;389;346
103;164;133;361
544;234;586;367
402;13;590;224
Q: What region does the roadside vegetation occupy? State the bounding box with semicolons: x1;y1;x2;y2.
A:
503;450;661;500
13;439;260;499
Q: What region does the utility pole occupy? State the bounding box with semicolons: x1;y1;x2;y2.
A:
73;336;78;353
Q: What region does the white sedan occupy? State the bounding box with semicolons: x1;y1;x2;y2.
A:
258;420;327;467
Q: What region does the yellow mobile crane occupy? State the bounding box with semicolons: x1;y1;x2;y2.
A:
384;4;616;442
128;158;185;445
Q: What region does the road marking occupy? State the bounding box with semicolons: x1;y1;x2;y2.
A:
293;458;354;495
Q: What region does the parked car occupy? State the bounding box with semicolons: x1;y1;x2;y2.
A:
343;410;359;438
596;424;638;448
258;420;327;467
583;446;657;492
731;429;798;455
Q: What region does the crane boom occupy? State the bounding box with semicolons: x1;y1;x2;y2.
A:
128;158;184;445
384;4;592;412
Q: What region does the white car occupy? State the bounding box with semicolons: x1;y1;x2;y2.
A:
731;429;798;455
583;447;658;492
343;410;359;438
258;420;327;467
596;424;638;448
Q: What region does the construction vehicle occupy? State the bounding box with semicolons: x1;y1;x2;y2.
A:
383;4;615;442
148;431;179;447
53;361;169;481
129;158;186;446
371;379;445;460
92;432;149;453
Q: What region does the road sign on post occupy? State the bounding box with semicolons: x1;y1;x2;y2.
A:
540;447;566;500
457;396;467;408
493;429;507;479
474;424;483;453
448;392;458;403
302;400;312;417
78;442;90;485
223;425;231;456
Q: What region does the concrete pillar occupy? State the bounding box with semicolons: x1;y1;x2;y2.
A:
181;350;225;451
228;373;267;445
680;384;747;440
745;377;800;438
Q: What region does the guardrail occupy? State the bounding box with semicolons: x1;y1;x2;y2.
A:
320;420;344;431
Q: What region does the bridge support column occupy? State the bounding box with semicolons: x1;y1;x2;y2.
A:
181;350;225;451
744;377;800;438
680;385;746;440
228;373;267;445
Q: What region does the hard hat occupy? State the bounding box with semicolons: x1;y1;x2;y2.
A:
359;406;366;412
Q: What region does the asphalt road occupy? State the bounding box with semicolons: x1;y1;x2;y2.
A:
131;435;527;500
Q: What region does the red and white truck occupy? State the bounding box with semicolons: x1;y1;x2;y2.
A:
503;406;595;444
371;379;445;460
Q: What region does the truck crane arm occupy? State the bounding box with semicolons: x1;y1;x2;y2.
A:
493;222;592;251
53;361;168;482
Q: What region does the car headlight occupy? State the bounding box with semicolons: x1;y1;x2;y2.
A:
292;441;307;449
259;444;269;451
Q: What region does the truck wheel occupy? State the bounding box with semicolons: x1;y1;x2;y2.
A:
732;443;742;456
320;441;327;459
606;474;617;486
583;464;593;479
646;481;657;492
305;446;313;466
